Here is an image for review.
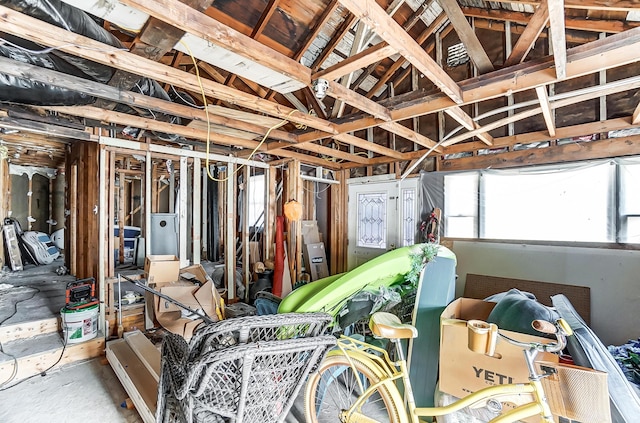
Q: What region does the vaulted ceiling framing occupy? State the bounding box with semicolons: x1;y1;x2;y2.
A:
2;0;640;172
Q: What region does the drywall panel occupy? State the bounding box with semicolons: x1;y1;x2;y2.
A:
451;240;640;346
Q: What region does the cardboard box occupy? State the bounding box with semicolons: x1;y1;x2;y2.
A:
144;255;180;285
301;220;321;244
439;298;560;399
303;242;329;281
179;264;213;285
154;280;223;339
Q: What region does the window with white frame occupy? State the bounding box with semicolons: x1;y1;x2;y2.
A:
248;174;265;228
442;160;622;243
619;157;640;243
444;172;479;238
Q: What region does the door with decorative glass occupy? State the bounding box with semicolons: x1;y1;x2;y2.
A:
347;177;418;271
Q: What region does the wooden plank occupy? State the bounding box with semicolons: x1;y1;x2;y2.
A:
445;106;494;145
0;318;60;342
365;14;448;99
311;14;357;71
0;336;105;383
462;5;638;34
123;330;161;382
440;134;640;171
313;43;397;81
548;0;567;79
0;57;296;142
0;8;335;134
438;0;494;73
193;157;201;264
379;121;441;151
326;80;391;120
119;0;310;85
386;26;640;122
106;339;157;423
94;0;213;110
536;85;556;137
45;106;263;151
503;0;550;66
443;117;639;154
179;156;188;268
632;101;640;124
242;165;250;300
337;0;463;104
293;0;339;61
225;163;236;300
489;0;640;12
331;20;369;119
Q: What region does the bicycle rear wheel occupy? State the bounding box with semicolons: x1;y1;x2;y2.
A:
305;354;404;423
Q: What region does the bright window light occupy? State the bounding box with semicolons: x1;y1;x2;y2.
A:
482;163;613;242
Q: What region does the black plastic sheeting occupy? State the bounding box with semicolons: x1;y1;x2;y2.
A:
0;0;184;139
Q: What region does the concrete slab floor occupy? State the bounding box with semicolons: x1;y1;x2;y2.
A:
0;358;142;423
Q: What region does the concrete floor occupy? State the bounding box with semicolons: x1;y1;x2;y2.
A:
0;358;142;423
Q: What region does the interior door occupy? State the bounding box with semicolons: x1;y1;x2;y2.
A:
347;177;418;271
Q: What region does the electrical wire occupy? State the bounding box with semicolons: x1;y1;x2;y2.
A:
0;285;60;390
170;85;205;109
178;39;299;182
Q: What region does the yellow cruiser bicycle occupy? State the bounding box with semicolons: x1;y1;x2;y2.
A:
304;311;573;423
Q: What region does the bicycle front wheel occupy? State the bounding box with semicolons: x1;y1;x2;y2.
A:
304;354;404;423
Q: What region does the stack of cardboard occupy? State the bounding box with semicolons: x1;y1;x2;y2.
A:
144;255;223;339
301;220;329;281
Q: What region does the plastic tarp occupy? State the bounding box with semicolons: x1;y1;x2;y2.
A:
0;0;182;138
552;294;640;423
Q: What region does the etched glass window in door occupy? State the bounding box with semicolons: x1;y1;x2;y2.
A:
357;192;387;248
401;188;416;246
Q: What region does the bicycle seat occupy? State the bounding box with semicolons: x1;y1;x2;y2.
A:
369;312;418;339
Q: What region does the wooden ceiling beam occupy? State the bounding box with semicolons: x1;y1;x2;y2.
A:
438;0;494;74
0;56;297;144
313;42;397;82
119;0;310;84
443;117;640;154
333;133;406;159
473;17;598;44
385;26;640;122
536;85;556;137
310;14;357;71
45;105;264;149
445;107;494;145
503;0;549;66
368;13;449;100
0;6;340;133
350;0;433;92
268;142;370;164
379;122;441;150
293;0;340;62
94;0;212;111
337;0;463;104
548;0;567;79
251;0;280;38
0;8;410;161
219;0;281;99
462;5;639;34
632;102;640;125
490;0;640;12
442;73;640;147
441;134;640;172
326;80;391;120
